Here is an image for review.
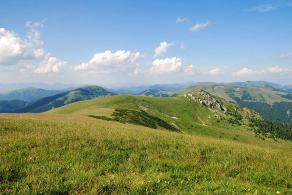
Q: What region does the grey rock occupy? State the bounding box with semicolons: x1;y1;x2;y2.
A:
184;90;227;113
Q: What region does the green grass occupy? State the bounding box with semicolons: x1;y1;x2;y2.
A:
0;114;291;194
52;95;231;131
1;95;292;194
51;95;279;146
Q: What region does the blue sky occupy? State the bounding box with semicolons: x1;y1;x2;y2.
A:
0;0;292;87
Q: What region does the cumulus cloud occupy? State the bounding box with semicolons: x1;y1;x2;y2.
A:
190;21;211;32
183;64;194;75
33;48;45;58
35;56;66;74
154;42;172;58
176;17;189;23
150;59;226;77
207;67;224;76
234;66;291;77
234;67;258;76
0;22;65;74
151;57;182;73
267;66;289;73
74;50;142;73
0;28;33;65
26;21;43;46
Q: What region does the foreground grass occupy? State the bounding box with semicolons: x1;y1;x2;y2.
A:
0;114;292;194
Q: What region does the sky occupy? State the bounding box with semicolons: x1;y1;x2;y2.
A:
0;0;292;87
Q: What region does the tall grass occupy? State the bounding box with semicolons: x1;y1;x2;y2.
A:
1;114;291;194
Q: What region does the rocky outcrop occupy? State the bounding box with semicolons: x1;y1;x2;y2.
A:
184;90;227;113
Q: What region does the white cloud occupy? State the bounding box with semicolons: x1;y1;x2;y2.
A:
151;57;182;73
234;67;258;76
154;42;172;58
34;56;65;74
267;66;289;73
0;22;65;74
33;49;45;58
184;64;194;75
0;28;33;65
190;21;211;32
248;4;279;12
207;67;224;76
176;17;189;23
132;66;141;75
234;66;291;77
26;21;43;46
233;66;291;77
74;50;142;73
248;1;292;13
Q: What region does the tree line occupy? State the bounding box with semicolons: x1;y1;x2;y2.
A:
250;118;292;141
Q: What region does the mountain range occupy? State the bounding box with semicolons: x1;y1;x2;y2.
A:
184;82;292;123
0;86;114;113
0;88;62;102
1;81;292;194
1;81;292;124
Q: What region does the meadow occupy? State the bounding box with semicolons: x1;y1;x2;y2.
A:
1;112;291;194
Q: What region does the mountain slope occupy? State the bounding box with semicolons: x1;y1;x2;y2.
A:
0;100;27;113
183;82;292;123
0;112;291;194
0;88;62;102
1;87;292;193
51;92;268;142
15;86;114;113
138;88;175;97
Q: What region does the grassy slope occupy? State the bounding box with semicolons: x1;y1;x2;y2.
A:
51;95;279;147
0;114;291;194
60;95;237;140
1;95;292;194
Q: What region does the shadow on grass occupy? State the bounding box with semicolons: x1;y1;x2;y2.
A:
89;108;179;132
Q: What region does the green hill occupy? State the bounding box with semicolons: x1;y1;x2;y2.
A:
15;86;114;113
1;91;292;193
51;93;274;142
0;112;291;194
183;82;292;123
